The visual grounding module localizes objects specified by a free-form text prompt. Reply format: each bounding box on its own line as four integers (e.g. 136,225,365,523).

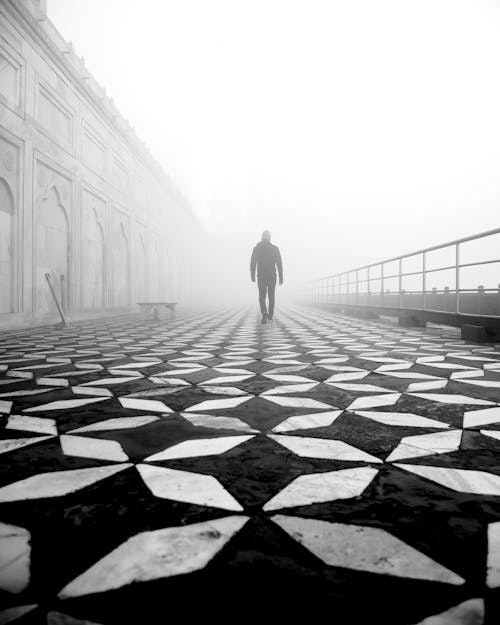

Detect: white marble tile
0,436,54,456
315,357,350,365
407,380,448,392
353,411,449,429
60,435,129,462
119,398,172,413
0,464,131,502
6,372,33,380
0,400,13,414
450,370,485,380
480,430,500,442
413,599,483,624
272,411,342,433
75,363,104,370
0,521,31,593
69,416,159,433
58,515,248,598
419,362,478,371
137,464,242,510
0,605,38,624
327,383,394,393
395,463,500,495
185,396,252,412
272,515,464,584
0,388,56,398
463,407,500,428
487,521,500,588
263,396,333,410
36,377,69,387
215,360,255,368
201,386,249,396
325,372,369,382
212,368,255,375
111,361,161,369
268,434,382,463
458,379,500,389
24,398,109,412
408,393,494,406
359,356,412,364
263,358,306,365
264,467,378,510
347,393,401,410
386,430,462,462
264,374,316,383
161,368,206,377
264,365,309,374
375,363,414,372
6,414,57,435
145,435,254,461
181,413,258,433
262,383,319,396
199,375,254,385
72,387,113,397
81,377,142,387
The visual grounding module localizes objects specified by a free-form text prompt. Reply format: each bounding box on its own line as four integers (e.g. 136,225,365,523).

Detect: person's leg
268,275,276,319
258,276,268,323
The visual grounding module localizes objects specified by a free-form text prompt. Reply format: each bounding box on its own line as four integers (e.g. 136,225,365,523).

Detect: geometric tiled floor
1,306,500,623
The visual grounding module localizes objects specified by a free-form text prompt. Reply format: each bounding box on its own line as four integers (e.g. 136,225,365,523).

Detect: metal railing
309,227,500,318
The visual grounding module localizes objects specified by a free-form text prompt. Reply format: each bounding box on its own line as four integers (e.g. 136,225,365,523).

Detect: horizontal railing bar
314,226,500,282
459,258,500,269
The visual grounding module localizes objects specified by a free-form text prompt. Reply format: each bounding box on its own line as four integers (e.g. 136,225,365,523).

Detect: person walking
250,230,283,324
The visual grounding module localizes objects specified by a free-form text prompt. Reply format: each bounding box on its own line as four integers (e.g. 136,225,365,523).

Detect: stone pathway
1,306,500,623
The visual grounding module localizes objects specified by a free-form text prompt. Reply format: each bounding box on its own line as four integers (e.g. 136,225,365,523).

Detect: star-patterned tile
0,306,499,623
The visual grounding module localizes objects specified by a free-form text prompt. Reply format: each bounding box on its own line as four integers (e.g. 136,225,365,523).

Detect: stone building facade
0,0,199,328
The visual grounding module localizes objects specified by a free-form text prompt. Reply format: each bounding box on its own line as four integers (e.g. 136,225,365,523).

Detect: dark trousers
258,274,276,317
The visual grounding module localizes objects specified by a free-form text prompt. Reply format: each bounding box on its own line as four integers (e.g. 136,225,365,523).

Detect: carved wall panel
136,232,147,302
0,46,21,109
82,126,106,177
81,190,105,309
111,212,130,307
148,242,161,301
34,161,72,315
0,180,14,313
111,157,129,193
36,84,73,147
0,136,20,314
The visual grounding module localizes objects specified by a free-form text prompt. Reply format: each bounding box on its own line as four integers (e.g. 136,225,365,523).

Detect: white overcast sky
47,0,500,289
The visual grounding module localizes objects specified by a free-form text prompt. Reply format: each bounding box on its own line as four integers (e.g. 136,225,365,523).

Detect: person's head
262,230,271,242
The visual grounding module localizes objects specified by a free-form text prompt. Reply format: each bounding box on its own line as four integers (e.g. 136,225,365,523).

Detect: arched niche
135,231,148,302
82,204,105,309
112,220,130,307
0,178,14,313
148,242,161,301
35,185,69,315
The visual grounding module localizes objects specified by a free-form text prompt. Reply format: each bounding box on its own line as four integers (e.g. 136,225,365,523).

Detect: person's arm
276,248,283,284
250,247,257,282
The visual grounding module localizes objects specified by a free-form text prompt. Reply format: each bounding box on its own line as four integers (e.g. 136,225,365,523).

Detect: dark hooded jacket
250,241,283,282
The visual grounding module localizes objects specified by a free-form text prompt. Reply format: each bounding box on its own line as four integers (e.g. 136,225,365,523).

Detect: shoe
268,315,273,322
261,312,268,324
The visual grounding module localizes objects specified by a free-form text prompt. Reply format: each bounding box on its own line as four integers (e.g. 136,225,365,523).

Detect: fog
48,0,500,307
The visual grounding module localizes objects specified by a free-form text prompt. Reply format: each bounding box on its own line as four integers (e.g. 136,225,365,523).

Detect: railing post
381,263,384,307
398,258,402,308
423,252,427,310
455,243,460,313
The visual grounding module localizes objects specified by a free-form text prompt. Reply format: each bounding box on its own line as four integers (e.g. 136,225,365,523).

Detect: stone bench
137,302,177,320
